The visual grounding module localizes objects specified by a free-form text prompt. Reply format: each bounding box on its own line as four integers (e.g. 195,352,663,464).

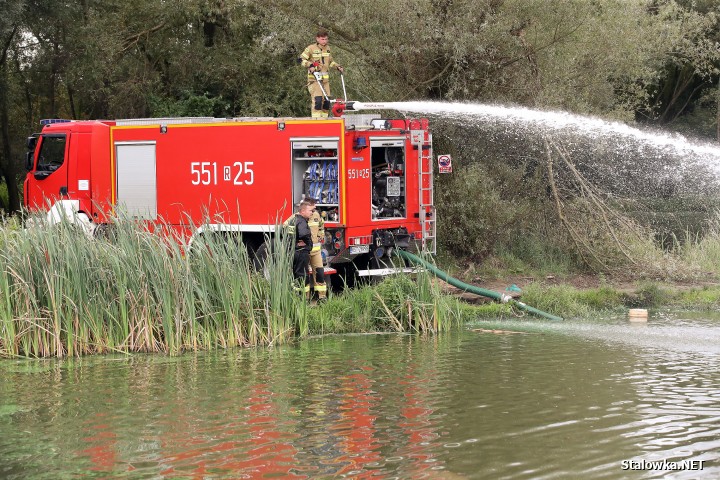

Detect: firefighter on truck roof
283,200,314,296
299,28,344,118
305,197,327,302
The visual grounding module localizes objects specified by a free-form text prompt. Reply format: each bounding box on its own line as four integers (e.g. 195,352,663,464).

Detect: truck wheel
331,262,359,291
93,223,116,241
252,242,271,279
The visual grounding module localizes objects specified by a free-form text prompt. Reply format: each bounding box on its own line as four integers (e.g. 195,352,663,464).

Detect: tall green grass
0,213,308,358
677,213,720,276
306,270,463,335
0,214,462,358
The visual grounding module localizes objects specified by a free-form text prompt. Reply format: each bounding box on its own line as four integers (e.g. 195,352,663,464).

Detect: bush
437,163,537,261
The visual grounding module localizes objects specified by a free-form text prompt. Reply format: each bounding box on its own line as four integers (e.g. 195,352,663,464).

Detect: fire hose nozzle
331,101,356,117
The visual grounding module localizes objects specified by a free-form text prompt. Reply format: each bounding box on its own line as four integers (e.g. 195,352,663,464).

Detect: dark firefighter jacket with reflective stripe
283,213,312,252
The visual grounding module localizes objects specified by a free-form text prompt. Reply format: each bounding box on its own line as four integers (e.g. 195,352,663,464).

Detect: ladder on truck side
412,130,436,254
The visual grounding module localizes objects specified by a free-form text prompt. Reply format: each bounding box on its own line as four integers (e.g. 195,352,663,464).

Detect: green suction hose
397,250,563,322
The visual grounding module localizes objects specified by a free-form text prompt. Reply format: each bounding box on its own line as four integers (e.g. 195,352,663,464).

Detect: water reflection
79,414,119,474
1,317,719,479
620,350,720,479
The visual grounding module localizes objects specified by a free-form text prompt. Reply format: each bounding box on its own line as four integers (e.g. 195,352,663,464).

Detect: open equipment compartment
291,138,340,222
370,137,406,220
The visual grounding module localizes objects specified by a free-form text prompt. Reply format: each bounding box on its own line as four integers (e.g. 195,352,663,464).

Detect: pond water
1,313,719,479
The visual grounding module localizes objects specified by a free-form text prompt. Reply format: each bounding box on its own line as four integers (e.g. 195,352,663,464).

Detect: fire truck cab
23,112,436,281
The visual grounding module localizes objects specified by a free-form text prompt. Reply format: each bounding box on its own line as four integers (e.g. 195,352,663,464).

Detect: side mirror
25,151,34,171
25,136,38,171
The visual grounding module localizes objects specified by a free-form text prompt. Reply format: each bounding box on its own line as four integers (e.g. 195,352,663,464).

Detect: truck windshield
37,135,66,172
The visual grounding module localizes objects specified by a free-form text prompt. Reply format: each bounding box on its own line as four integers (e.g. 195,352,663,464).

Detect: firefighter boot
314,267,327,303
293,278,310,299
306,271,314,301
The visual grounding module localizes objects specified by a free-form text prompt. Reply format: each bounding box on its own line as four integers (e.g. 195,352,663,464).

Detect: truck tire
331,261,358,291
333,253,374,290
93,223,117,241
252,241,271,279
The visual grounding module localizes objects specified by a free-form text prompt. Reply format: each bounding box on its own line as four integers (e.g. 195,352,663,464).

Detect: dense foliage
1,0,719,274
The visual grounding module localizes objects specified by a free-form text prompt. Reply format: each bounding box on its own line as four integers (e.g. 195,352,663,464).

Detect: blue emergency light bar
39,119,72,126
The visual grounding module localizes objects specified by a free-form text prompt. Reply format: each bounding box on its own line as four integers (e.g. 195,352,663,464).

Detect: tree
1,0,719,272
632,1,720,136
0,0,26,213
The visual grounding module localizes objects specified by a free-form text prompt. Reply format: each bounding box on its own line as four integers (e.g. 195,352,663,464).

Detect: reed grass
0,212,306,358
0,213,462,358
306,253,463,334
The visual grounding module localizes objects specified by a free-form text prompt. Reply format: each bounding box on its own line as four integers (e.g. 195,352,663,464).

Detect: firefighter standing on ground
305,198,327,301
299,29,344,118
283,200,314,295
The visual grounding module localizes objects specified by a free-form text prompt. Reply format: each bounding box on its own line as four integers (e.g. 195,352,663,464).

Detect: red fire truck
23,102,436,280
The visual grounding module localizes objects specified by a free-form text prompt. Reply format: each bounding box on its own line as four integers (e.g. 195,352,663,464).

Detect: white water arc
374,101,720,175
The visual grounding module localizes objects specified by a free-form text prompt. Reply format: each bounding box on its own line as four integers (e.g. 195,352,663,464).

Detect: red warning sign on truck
438,154,452,173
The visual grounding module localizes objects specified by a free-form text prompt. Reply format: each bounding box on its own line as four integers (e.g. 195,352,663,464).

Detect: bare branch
120,22,166,54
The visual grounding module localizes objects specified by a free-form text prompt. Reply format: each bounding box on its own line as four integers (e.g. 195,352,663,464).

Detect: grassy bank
507,282,720,319
433,207,720,319
4,212,720,359
0,216,466,359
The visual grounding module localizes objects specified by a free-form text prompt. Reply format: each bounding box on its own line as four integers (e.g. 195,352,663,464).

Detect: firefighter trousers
293,249,311,295
309,251,326,299
308,81,331,118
